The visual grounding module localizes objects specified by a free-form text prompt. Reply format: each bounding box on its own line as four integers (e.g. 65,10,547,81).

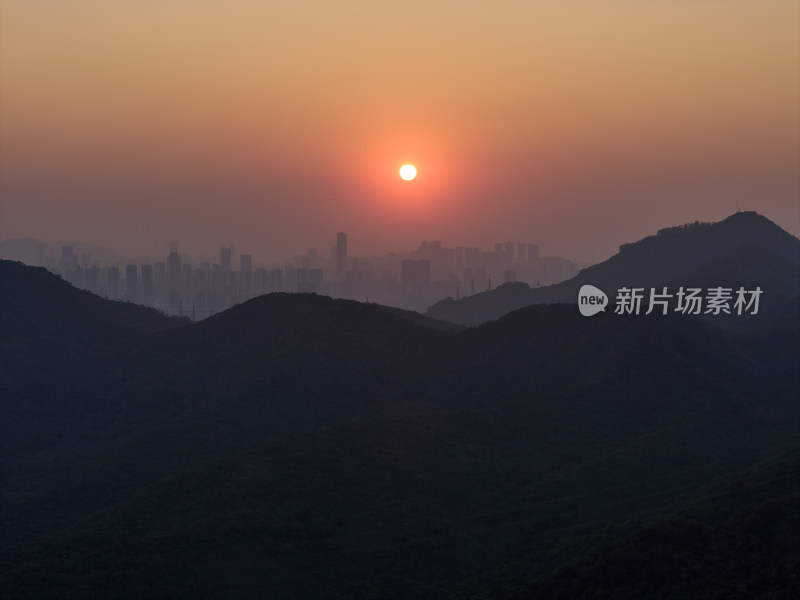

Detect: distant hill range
0,237,124,266
1,257,798,598
427,211,800,327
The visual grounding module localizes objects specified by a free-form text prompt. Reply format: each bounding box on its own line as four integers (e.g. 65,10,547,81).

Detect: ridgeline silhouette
427,211,800,327
1,213,798,598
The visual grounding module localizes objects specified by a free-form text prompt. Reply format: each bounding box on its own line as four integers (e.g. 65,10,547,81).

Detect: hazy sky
1,0,798,264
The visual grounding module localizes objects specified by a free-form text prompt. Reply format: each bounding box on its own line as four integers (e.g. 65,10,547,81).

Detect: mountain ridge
1,250,798,598
427,211,800,326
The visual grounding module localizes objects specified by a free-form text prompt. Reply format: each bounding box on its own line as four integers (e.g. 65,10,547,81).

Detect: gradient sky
1,0,798,264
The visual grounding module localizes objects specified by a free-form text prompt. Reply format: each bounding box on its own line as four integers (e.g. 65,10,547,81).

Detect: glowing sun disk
399,164,417,181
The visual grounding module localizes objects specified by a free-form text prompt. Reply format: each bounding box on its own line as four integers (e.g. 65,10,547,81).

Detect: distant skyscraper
455,246,464,269
240,254,252,273
527,243,540,263
59,246,78,273
517,243,526,267
125,264,139,303
465,247,481,268
220,246,232,272
504,241,514,267
335,232,347,282
240,254,252,295
182,263,193,301
141,264,154,306
84,265,99,294
153,261,167,307
401,259,431,289
108,266,120,299
167,242,181,296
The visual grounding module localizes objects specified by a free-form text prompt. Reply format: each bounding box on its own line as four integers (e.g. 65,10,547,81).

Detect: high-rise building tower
335,232,347,282
220,246,232,272
141,264,154,306
59,246,78,273
455,246,464,270
167,242,181,292
465,247,481,268
182,263,193,301
125,264,139,303
107,266,120,299
240,254,252,296
401,259,431,289
153,261,167,307
527,243,540,263
504,241,514,267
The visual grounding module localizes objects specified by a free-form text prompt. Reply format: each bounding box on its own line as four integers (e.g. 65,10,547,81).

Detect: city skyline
0,228,574,269
1,1,797,264
5,229,580,316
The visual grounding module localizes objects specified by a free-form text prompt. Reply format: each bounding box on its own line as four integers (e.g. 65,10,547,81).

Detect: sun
399,164,417,181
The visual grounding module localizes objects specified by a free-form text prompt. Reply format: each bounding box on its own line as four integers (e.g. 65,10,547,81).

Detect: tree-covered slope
1,260,797,598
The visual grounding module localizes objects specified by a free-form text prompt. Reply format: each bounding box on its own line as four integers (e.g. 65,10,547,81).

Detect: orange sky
1,1,798,263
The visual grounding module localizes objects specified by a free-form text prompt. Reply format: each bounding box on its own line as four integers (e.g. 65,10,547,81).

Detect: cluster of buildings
51,234,579,317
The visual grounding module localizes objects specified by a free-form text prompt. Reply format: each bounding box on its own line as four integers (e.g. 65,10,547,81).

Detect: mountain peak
427,212,799,326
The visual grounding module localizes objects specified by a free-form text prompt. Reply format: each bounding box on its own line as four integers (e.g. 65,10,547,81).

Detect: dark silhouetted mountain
1,259,798,599
0,260,189,409
450,455,800,599
427,211,800,326
0,260,189,336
